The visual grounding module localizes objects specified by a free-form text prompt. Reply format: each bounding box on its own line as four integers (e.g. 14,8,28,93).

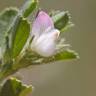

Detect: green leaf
31,49,78,64
51,11,73,32
0,0,38,46
21,0,38,18
53,49,79,61
0,77,32,96
19,85,32,96
32,49,79,64
38,49,79,64
11,17,30,58
0,8,18,47
15,49,79,67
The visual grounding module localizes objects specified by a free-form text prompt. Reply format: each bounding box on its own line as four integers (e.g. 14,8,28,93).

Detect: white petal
31,29,60,57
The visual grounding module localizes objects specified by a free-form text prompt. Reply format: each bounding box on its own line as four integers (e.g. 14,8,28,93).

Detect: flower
31,11,60,57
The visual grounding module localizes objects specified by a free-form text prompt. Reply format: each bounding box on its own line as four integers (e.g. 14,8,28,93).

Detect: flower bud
31,11,60,57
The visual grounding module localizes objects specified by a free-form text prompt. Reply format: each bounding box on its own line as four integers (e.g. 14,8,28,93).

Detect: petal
35,39,56,57
31,11,54,37
31,29,60,57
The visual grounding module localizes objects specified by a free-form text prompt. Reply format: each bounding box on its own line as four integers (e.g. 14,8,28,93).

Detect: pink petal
31,11,54,37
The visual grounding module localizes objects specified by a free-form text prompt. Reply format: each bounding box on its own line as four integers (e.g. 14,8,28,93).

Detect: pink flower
31,11,60,57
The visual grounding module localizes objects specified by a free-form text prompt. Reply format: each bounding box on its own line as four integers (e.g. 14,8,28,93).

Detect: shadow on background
0,0,96,96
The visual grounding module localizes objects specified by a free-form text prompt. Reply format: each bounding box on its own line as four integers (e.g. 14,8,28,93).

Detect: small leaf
30,49,79,64
19,85,32,96
30,49,79,65
0,8,18,47
53,49,79,61
21,0,38,18
15,49,79,67
51,11,73,32
33,49,79,63
11,17,30,58
3,36,12,64
0,78,32,96
39,49,79,64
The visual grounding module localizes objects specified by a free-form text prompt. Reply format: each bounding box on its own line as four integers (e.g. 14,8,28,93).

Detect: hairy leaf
11,17,30,58
51,11,73,32
21,0,38,17
14,49,79,68
0,8,18,47
53,49,79,61
0,78,32,96
38,49,79,64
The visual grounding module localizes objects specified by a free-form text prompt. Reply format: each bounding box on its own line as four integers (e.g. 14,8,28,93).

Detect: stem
0,51,33,83
0,49,52,83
